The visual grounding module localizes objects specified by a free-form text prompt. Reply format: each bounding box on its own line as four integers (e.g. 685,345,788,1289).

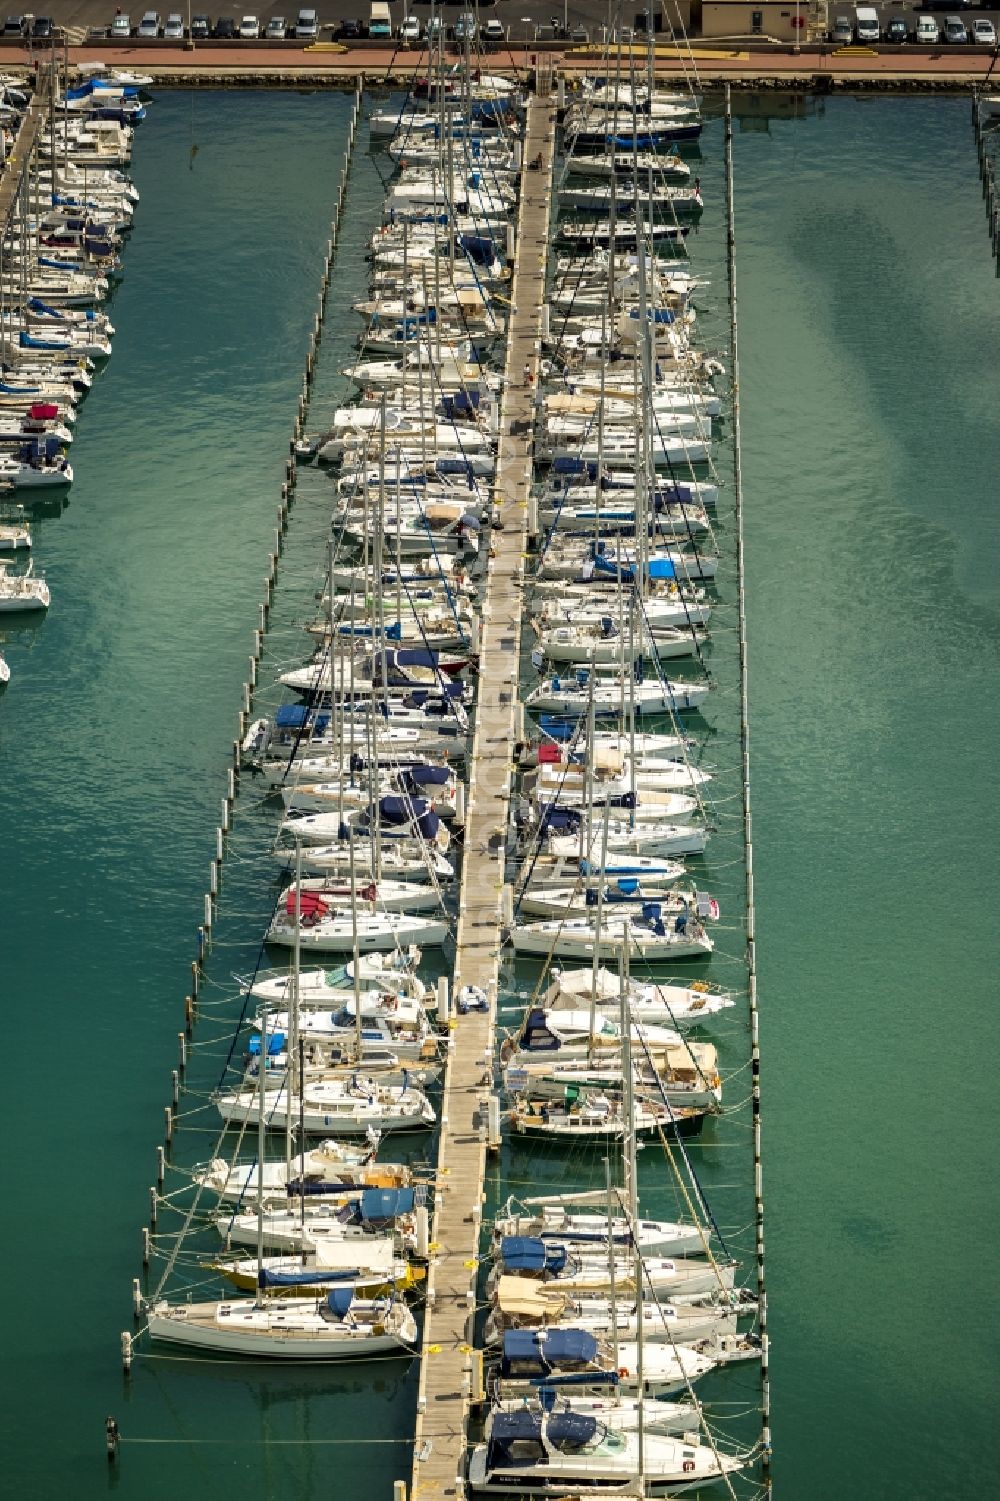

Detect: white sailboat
214,1074,436,1135
147,1288,418,1360
147,997,420,1359
0,559,50,611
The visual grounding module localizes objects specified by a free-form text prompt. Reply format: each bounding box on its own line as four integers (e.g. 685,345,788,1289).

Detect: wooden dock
408,92,555,1501
0,79,50,235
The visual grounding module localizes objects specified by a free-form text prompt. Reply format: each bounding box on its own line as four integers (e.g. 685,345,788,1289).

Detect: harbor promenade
0,40,997,86
408,92,555,1501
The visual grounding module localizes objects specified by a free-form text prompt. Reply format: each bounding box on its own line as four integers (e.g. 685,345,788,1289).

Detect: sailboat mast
620,921,644,1490
292,839,304,1259
255,1001,268,1304
605,1154,619,1372
285,839,303,1189
349,830,362,1060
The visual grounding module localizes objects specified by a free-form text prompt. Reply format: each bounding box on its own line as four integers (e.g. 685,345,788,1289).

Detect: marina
0,58,997,1501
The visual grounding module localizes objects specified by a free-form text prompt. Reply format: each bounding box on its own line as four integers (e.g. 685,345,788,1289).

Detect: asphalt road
9,0,996,50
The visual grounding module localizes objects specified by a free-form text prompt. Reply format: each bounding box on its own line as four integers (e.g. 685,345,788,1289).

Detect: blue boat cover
27,298,64,318
456,234,494,267
499,1236,569,1275
441,389,481,416
360,1187,415,1222
395,649,440,670
647,559,677,580
488,1409,598,1453
470,98,510,122
594,555,635,581
378,794,430,826
247,1031,286,1056
627,306,675,324
502,1328,598,1370
257,1267,356,1288
22,436,63,461
275,704,310,728
286,1178,354,1197
404,763,450,787
20,333,66,351
416,807,441,839
540,808,580,833
537,717,576,739
327,1286,355,1316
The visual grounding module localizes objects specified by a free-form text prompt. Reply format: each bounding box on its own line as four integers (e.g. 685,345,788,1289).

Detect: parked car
481,17,505,41
212,14,236,35
425,14,442,37
973,17,997,43
238,13,260,34
190,12,211,35
163,11,184,36
453,11,476,41
136,10,160,35
943,14,968,42
31,14,53,36
1,14,25,34
265,14,287,36
294,7,318,37
399,14,421,41
831,14,853,43
337,16,362,36
884,14,908,43
915,14,940,43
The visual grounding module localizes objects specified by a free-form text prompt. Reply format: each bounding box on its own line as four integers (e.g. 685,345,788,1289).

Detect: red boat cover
286,890,329,919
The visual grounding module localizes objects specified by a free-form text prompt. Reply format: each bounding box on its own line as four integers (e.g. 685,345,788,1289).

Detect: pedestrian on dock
523,361,533,388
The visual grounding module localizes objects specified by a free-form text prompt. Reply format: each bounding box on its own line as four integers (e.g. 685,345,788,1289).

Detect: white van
294,8,318,38
916,13,940,42
854,6,880,41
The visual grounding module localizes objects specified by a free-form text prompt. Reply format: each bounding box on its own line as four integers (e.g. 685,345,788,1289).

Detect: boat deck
408,92,555,1501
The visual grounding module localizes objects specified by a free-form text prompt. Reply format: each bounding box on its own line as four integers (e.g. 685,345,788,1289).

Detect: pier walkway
408,93,555,1501
0,78,49,234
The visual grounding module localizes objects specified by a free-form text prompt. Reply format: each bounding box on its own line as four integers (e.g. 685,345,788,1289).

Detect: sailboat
147,1286,418,1360
147,997,420,1359
468,1405,742,1494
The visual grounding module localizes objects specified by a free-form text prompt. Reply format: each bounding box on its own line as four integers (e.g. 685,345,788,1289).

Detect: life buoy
618,1366,628,1378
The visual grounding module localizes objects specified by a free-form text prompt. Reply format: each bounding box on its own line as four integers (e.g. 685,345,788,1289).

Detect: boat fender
618,1366,628,1378
682,1460,695,1473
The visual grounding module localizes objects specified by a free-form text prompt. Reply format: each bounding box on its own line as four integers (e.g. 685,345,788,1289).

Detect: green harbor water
0,88,997,1500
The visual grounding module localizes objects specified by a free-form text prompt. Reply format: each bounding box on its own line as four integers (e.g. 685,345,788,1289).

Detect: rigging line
116,1436,415,1445
609,1189,746,1501
212,879,287,1091
272,516,358,783
631,1026,731,1258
